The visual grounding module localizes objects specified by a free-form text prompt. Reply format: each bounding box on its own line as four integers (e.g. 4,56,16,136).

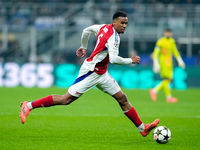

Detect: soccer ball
153,126,171,144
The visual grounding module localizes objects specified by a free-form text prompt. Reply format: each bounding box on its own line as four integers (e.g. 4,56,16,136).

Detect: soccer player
150,29,185,103
20,11,159,137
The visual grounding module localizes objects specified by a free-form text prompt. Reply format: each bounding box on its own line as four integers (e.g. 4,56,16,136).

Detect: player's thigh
68,71,99,97
96,72,121,96
160,67,173,79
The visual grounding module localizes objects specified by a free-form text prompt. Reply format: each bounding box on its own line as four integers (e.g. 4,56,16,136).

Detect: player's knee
164,78,172,82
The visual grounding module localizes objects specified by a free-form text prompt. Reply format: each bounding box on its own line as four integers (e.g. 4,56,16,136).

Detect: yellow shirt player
150,29,185,103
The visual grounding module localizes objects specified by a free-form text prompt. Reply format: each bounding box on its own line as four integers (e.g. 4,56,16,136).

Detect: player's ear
113,19,117,26
113,20,116,26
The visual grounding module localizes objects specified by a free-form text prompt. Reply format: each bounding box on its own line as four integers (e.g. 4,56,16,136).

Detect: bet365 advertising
0,63,191,89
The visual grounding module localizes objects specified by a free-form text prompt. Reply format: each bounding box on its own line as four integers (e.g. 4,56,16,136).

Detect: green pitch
0,87,199,150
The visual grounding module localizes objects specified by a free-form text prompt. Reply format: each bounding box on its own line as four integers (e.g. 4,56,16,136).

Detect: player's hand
178,61,185,69
76,47,86,58
153,59,160,73
177,57,185,69
131,56,140,64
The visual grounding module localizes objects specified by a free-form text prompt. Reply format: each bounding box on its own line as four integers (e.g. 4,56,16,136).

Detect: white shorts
68,68,121,97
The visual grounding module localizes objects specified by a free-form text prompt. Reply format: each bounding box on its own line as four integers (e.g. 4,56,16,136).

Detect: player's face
113,17,128,34
164,31,172,38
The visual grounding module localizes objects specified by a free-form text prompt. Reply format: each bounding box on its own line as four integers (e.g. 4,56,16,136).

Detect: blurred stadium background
0,0,200,89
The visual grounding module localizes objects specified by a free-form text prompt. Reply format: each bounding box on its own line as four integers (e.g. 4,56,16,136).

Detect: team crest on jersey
114,42,119,48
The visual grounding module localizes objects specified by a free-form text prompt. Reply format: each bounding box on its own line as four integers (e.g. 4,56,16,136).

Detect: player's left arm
108,35,140,65
172,39,185,69
109,50,140,64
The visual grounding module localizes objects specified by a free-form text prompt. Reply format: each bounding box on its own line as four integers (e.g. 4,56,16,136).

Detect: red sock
124,107,142,127
31,95,54,109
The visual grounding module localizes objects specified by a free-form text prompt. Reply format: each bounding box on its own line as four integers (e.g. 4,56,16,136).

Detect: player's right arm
76,24,105,58
152,39,161,73
81,24,105,49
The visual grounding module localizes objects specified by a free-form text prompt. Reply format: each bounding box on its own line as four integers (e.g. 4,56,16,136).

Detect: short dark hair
165,28,172,32
113,11,127,20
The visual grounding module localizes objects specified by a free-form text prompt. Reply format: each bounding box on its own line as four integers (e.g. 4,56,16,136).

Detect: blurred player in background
150,29,185,103
20,11,159,137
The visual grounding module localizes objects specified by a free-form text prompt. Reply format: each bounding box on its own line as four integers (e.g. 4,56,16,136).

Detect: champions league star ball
153,126,171,144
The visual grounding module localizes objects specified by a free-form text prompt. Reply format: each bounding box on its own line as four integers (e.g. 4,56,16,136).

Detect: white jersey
80,24,132,75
